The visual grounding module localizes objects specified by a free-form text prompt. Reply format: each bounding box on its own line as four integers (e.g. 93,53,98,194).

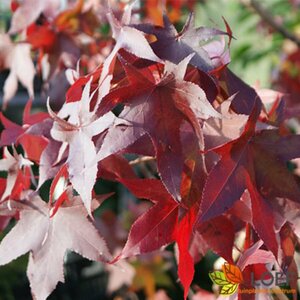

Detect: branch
243,0,300,47
129,156,155,165
129,156,156,178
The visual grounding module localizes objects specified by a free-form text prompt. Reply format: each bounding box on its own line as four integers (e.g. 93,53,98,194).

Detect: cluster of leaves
209,263,243,296
0,1,300,300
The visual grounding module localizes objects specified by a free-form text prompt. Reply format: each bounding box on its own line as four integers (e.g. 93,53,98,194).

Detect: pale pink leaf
0,195,111,300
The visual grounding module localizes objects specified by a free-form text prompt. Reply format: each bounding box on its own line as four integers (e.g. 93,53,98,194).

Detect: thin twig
243,0,300,47
129,156,155,165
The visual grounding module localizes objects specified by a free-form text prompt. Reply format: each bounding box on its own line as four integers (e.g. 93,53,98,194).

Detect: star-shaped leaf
0,194,111,300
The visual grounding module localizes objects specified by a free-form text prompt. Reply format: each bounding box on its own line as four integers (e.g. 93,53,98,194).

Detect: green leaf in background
195,0,277,87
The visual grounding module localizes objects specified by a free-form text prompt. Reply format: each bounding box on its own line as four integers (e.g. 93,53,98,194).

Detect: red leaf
98,56,219,202
49,163,68,204
50,189,70,218
26,24,57,53
22,100,49,126
175,204,197,299
18,134,48,164
10,166,31,200
99,155,137,181
219,68,263,114
133,13,229,72
0,113,24,147
200,107,300,223
195,216,234,263
117,179,178,259
246,174,278,257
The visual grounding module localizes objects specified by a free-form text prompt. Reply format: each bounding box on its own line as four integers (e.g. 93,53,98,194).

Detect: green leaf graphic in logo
209,268,240,296
209,271,231,286
220,283,238,295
